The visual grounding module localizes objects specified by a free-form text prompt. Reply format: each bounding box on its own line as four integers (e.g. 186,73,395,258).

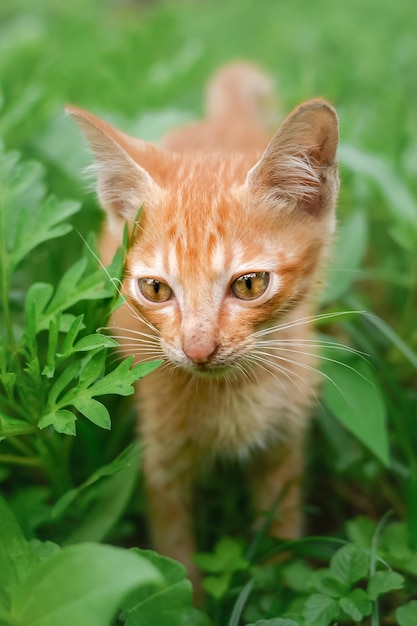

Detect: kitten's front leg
143,444,202,596
250,434,305,541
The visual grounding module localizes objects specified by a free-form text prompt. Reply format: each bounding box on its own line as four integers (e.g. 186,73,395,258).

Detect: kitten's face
123,156,330,377
67,99,338,377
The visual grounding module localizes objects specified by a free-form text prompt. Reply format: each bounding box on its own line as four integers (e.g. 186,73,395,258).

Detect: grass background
1,0,417,623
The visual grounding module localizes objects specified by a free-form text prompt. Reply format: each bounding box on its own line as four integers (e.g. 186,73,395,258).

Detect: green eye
231,272,270,300
138,278,172,302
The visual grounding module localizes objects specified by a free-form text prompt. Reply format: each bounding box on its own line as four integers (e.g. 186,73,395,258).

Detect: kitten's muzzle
182,337,219,365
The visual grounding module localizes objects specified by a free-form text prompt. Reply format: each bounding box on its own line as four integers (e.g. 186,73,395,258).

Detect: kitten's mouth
188,362,232,378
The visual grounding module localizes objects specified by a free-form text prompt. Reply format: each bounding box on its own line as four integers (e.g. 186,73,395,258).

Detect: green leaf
246,617,300,626
0,495,37,591
53,444,139,519
339,588,372,621
310,568,348,597
203,572,231,598
65,445,140,544
283,560,314,593
72,396,111,429
86,357,162,397
0,414,36,437
123,550,201,626
72,334,119,352
38,410,77,436
366,570,404,600
9,543,162,626
323,357,389,466
11,196,79,270
303,593,339,626
194,536,248,574
396,600,417,626
330,544,369,585
322,210,368,304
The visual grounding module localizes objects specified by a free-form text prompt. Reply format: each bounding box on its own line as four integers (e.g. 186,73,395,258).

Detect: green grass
1,0,417,624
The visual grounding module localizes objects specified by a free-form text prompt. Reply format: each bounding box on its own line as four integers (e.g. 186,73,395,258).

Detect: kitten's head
68,100,338,378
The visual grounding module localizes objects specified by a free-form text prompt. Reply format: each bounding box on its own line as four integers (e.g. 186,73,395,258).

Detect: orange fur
67,61,339,598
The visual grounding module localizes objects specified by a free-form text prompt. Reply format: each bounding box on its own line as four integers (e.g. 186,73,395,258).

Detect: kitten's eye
137,278,172,302
231,272,270,300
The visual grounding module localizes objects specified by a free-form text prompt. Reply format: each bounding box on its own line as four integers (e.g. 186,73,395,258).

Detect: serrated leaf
339,588,372,621
367,570,404,600
9,543,162,626
87,357,161,397
303,593,339,626
330,544,369,585
323,357,389,466
10,196,80,269
396,600,417,626
38,410,77,436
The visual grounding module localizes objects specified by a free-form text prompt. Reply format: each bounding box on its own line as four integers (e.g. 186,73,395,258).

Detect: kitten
67,62,339,592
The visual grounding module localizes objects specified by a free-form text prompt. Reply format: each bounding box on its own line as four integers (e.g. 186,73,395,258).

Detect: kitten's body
68,63,339,592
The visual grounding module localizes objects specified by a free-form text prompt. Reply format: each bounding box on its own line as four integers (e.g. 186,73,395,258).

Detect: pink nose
183,339,218,364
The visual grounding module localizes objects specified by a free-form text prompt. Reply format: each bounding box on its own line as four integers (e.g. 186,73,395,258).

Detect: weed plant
0,0,416,624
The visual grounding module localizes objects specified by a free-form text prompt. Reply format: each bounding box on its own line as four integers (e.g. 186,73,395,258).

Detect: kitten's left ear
66,105,163,228
247,99,339,216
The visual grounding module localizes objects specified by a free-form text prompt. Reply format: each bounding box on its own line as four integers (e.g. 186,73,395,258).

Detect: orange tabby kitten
67,62,339,591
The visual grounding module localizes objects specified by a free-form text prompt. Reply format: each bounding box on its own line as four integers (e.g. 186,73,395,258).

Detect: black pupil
245,276,253,290
152,280,160,294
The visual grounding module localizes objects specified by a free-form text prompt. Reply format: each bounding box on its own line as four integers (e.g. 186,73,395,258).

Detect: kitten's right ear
66,106,162,227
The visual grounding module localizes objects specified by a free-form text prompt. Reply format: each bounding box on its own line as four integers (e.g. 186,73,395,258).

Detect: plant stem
0,454,41,467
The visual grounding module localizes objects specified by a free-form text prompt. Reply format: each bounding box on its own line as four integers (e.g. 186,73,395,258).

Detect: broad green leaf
72,397,111,429
323,357,389,466
0,496,37,591
310,568,348,597
396,600,417,626
330,544,369,585
10,543,162,626
339,588,372,621
322,210,368,304
303,593,339,626
124,550,200,626
345,516,376,549
283,559,314,593
366,570,404,600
